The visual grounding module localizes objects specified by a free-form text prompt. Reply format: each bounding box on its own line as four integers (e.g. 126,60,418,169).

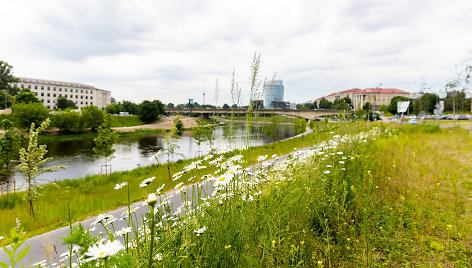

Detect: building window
53,100,56,103
28,85,31,89
81,90,83,93
21,84,24,89
90,96,93,100
81,101,83,105
59,88,62,91
75,89,78,93
81,96,83,99
35,85,38,89
53,93,56,97
76,95,78,99
47,106,50,109
47,87,50,90
47,100,50,103
86,90,88,94
34,92,37,96
86,101,88,105
65,88,68,92
85,96,88,99
47,93,50,97
41,93,44,97
53,87,56,91
41,86,44,90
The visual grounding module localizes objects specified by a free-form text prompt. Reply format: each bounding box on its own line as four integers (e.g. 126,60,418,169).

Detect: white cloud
1,0,472,105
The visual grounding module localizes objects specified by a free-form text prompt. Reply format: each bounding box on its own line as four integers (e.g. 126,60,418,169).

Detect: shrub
11,102,50,129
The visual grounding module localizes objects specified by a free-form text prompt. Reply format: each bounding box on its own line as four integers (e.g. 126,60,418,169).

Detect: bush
52,109,85,133
293,118,307,135
81,105,106,131
11,102,50,129
139,100,165,123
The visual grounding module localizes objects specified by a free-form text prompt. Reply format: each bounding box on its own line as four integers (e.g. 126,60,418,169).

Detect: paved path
0,126,313,267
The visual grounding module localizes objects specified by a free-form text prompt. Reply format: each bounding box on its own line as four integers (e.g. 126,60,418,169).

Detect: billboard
397,101,410,113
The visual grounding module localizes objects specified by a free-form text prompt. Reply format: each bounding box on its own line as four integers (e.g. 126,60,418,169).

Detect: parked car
390,118,401,123
408,119,418,125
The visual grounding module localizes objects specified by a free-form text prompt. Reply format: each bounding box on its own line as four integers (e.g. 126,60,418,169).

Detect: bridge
166,108,343,119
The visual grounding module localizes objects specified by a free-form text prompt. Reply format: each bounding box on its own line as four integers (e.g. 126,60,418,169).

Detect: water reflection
10,124,295,185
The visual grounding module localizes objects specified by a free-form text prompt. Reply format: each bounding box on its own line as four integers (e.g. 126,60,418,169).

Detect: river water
3,124,295,186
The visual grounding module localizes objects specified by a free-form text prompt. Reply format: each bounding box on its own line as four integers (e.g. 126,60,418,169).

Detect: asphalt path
0,126,312,267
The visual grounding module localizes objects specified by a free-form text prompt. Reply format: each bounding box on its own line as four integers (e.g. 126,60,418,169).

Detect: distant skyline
2,0,472,105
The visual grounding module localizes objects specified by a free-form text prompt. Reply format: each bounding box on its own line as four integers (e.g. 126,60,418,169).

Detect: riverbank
0,122,349,243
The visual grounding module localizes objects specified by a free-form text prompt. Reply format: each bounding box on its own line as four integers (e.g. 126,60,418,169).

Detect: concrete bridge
166,108,343,119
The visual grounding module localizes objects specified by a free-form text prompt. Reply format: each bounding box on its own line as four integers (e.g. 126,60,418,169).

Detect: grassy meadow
0,121,337,241
2,122,472,267
109,115,146,127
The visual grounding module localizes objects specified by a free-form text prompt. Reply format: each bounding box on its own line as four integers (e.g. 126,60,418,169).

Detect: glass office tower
263,80,284,109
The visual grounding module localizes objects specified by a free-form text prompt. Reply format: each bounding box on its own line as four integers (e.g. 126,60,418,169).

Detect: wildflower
213,173,233,187
272,240,276,248
324,170,331,174
337,151,343,155
194,226,207,236
115,227,132,236
139,176,156,188
225,245,231,249
84,240,124,262
174,182,184,190
114,182,128,190
204,154,213,160
271,154,277,158
145,193,158,206
92,214,114,226
153,253,163,261
0,236,3,241
257,155,268,162
153,184,164,195
326,165,332,168
338,161,344,164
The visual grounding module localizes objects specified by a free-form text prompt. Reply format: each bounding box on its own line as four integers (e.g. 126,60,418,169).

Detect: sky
1,0,472,105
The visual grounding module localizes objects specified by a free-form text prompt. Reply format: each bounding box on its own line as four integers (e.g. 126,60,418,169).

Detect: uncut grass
0,122,359,242
151,125,472,266
109,115,146,127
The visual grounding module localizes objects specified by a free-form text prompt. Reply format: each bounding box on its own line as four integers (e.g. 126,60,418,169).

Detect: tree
362,102,372,111
92,119,118,176
333,97,352,110
81,105,106,131
388,96,412,115
173,116,184,135
18,118,64,218
122,100,139,115
15,89,40,104
167,103,175,109
57,96,77,110
0,119,24,174
52,109,84,133
222,103,230,109
414,93,440,114
0,61,19,95
138,100,165,123
0,90,14,109
293,118,307,135
319,99,333,109
12,102,50,129
379,105,389,114
106,103,123,114
192,125,211,156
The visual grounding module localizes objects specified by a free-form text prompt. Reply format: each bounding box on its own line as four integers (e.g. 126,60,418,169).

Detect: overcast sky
2,0,472,105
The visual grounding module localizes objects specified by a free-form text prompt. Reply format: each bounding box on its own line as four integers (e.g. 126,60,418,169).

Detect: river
1,123,295,187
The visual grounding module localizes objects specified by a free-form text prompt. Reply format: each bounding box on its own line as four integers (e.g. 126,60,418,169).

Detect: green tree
293,118,307,135
15,89,40,104
138,100,165,123
57,96,77,110
122,100,139,115
333,97,352,110
0,90,14,109
106,103,123,114
92,119,118,176
81,105,106,131
192,125,211,156
52,109,84,133
362,102,372,111
388,96,412,114
379,104,389,114
222,103,230,109
319,99,333,109
18,118,64,218
12,102,50,129
174,116,184,135
0,119,24,174
0,61,19,95
414,93,440,114
167,103,175,109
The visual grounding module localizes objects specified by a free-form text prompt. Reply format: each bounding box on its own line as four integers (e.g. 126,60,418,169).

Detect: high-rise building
264,80,284,109
11,77,111,110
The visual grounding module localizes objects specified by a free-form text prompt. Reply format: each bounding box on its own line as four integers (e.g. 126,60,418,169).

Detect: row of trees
106,99,165,123
298,97,352,111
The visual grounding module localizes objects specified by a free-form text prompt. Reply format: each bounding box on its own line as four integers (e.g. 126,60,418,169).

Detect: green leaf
0,261,10,268
2,246,12,257
14,245,30,265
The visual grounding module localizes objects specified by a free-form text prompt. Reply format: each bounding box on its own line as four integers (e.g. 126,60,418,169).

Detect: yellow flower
225,245,231,249
300,241,305,245
271,240,276,248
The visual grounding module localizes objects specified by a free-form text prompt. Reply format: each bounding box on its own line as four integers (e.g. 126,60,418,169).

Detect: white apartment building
11,77,111,110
